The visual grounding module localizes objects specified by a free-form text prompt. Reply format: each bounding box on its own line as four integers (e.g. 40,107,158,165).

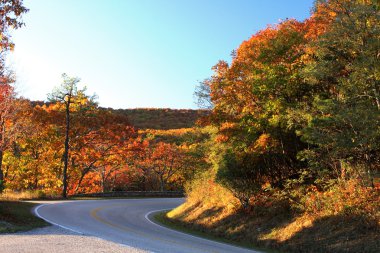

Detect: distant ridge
113,108,209,130
31,101,209,130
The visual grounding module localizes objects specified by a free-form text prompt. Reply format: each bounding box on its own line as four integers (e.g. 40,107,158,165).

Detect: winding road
34,198,260,253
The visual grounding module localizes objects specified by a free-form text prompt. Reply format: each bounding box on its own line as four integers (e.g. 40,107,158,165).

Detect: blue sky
8,0,314,109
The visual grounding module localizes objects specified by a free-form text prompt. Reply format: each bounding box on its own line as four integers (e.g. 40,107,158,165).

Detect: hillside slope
32,101,209,130
114,108,209,130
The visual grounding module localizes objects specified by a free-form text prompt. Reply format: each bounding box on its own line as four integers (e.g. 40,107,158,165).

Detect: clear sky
8,0,315,109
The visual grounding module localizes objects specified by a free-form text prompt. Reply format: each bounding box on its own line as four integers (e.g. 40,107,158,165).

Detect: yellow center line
90,205,219,253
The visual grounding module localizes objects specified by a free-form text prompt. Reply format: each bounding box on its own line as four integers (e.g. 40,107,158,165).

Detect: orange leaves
216,122,238,143
302,179,379,216
251,133,272,153
219,122,237,132
129,138,188,191
3,100,141,195
215,134,229,143
0,83,13,100
235,25,277,63
204,16,315,140
0,0,28,52
303,0,342,42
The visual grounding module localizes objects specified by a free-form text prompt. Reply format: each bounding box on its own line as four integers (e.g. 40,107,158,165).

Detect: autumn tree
0,84,14,191
3,103,136,195
0,0,28,80
0,92,31,191
149,142,185,191
0,0,28,192
198,19,315,203
300,0,380,184
2,101,61,193
194,0,380,209
48,74,97,198
70,109,135,194
0,0,28,51
130,139,186,191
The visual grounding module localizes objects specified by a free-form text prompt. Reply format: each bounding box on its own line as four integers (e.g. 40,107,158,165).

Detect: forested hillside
32,102,208,130
114,108,209,130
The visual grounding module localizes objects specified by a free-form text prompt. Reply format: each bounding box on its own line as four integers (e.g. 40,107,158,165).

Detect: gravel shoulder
0,225,148,253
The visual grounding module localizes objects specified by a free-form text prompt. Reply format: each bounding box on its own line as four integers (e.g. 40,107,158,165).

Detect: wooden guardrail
71,191,184,198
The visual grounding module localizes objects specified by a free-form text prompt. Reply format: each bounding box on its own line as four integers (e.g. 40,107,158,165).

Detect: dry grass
0,190,59,201
167,180,380,253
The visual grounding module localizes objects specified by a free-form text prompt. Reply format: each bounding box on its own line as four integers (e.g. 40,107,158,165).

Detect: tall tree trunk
0,117,5,193
159,174,165,192
101,167,106,193
0,150,4,192
62,99,70,198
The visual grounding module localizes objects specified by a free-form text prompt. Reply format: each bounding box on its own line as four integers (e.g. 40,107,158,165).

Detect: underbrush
167,178,380,253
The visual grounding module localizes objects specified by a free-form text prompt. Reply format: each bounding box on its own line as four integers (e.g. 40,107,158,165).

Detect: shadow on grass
271,213,380,253
203,200,296,244
0,201,48,233
167,200,380,253
170,200,202,220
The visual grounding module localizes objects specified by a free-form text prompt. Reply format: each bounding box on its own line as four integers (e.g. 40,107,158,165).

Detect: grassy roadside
153,210,274,253
164,196,379,253
0,201,48,233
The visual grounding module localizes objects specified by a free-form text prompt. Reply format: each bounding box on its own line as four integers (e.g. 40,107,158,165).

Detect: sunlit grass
0,190,59,200
166,179,380,253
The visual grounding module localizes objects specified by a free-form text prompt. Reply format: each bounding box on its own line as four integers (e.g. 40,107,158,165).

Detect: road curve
35,198,261,253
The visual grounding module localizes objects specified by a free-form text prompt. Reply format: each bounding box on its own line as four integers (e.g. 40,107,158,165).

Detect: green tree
300,0,380,184
198,19,312,203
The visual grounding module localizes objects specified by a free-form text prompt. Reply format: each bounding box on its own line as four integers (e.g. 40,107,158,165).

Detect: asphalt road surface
35,198,261,253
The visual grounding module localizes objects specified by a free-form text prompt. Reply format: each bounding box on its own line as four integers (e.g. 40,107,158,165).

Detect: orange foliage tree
131,140,186,191
69,110,136,194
